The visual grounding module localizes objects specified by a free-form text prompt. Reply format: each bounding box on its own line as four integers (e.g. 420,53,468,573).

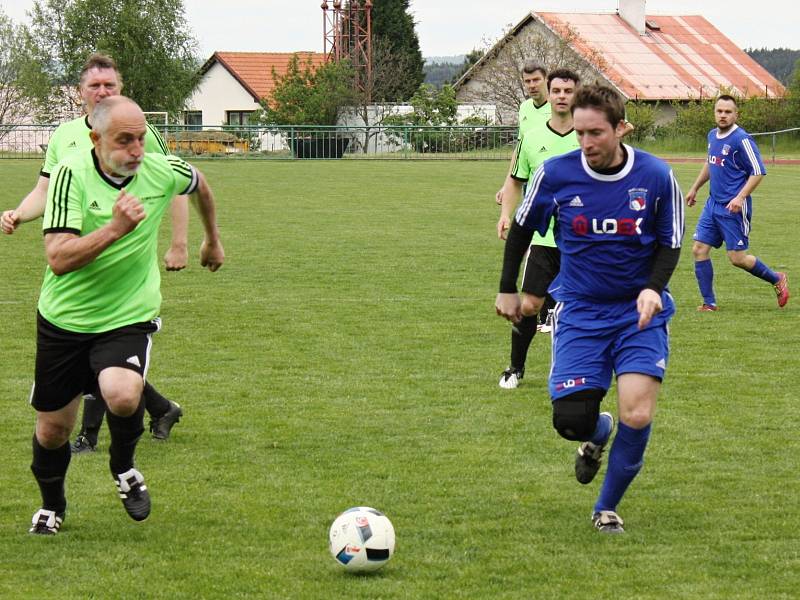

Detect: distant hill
746,48,800,85
424,53,482,89
424,55,465,65
424,61,465,88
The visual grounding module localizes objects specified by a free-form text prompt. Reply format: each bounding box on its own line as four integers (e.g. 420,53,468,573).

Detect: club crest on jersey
628,188,648,211
722,144,731,156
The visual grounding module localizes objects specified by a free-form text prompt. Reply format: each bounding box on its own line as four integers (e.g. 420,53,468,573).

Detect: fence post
772,133,776,165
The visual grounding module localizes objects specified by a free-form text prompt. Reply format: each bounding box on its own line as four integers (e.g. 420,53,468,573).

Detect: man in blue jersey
686,95,789,310
495,85,685,533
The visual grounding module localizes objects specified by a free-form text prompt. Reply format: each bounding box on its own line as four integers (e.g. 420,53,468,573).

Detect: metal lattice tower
321,0,373,100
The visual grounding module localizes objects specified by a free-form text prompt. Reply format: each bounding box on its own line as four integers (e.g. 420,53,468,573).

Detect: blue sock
749,258,779,285
590,413,612,445
694,260,716,305
594,421,651,514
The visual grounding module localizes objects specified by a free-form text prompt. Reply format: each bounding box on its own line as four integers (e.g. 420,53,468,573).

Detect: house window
226,111,254,126
184,111,202,131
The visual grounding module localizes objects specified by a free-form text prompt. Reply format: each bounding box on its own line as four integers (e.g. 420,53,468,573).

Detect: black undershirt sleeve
645,246,681,294
499,220,535,293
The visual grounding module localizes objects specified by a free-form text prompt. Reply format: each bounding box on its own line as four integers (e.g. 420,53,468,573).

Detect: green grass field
1,158,798,598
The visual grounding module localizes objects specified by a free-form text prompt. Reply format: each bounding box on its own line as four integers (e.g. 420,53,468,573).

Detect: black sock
510,315,538,372
540,296,556,324
143,381,170,419
80,394,107,445
106,399,145,476
31,435,70,514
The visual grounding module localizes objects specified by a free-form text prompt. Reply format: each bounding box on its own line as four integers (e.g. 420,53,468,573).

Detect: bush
624,101,658,142
261,55,356,126
382,84,508,153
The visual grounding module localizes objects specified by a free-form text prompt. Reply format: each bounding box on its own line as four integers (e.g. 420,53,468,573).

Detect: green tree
407,84,458,126
25,0,200,116
261,55,356,125
0,9,49,129
371,0,424,101
451,49,484,84
788,59,800,122
746,48,800,85
624,101,658,143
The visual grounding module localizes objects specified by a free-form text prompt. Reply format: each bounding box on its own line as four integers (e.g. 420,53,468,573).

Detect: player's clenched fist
200,238,225,272
1,209,21,234
111,189,145,235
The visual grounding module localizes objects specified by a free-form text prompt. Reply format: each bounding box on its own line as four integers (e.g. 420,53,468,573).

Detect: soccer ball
328,507,395,572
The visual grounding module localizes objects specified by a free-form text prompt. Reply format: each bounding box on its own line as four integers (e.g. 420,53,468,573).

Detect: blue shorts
548,295,674,400
693,198,751,251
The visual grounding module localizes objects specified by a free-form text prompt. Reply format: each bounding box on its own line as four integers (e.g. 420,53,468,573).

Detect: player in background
685,95,789,310
2,53,185,449
496,85,684,533
495,69,581,389
28,96,224,534
494,61,550,207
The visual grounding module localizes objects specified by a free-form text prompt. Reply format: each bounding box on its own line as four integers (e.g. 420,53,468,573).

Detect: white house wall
185,62,261,126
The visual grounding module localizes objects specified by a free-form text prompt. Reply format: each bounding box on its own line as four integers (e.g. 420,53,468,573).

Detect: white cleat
499,368,523,389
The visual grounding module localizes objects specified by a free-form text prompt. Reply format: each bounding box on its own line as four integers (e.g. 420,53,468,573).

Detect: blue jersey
706,124,765,205
516,145,684,302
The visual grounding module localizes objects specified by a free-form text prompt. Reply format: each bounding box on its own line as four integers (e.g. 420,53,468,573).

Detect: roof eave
200,52,263,103
454,12,536,90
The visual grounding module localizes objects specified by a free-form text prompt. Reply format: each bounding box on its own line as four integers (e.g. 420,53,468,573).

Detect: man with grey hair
28,95,224,534
3,53,188,450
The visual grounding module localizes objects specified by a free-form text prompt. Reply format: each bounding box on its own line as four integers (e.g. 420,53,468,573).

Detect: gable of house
186,51,327,127
206,52,327,102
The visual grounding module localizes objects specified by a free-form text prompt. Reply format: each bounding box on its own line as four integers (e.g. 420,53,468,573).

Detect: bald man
28,96,224,534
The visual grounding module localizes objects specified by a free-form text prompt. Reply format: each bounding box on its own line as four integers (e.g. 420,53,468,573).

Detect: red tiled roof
201,52,327,101
535,12,784,100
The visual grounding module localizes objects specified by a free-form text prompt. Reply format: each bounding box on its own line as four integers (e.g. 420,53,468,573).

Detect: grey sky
2,0,797,59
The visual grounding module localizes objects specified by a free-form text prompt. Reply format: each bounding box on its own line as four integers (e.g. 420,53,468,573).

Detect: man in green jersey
495,69,580,389
28,96,224,534
495,61,550,206
2,54,186,449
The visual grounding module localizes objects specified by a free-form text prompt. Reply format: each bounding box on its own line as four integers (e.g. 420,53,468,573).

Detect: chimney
618,0,646,35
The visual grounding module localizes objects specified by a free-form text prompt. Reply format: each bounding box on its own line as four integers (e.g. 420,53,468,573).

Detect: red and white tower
321,0,373,100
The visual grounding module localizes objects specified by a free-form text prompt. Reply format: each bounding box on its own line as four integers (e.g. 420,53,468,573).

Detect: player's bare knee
521,294,544,317
552,389,604,441
692,241,710,260
622,410,652,429
100,382,142,416
35,421,71,448
99,368,143,416
103,391,141,417
727,252,750,269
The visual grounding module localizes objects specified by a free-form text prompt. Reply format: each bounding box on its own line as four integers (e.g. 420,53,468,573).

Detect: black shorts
520,245,560,297
31,313,161,412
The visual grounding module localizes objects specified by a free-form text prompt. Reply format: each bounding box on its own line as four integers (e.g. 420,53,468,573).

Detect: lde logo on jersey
628,188,648,211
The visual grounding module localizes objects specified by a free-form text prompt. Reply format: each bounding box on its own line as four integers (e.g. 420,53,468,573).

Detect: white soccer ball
328,506,395,572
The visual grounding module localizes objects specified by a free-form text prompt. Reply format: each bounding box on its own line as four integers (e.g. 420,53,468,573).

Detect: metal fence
0,123,519,161
5,123,797,162
751,127,800,164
